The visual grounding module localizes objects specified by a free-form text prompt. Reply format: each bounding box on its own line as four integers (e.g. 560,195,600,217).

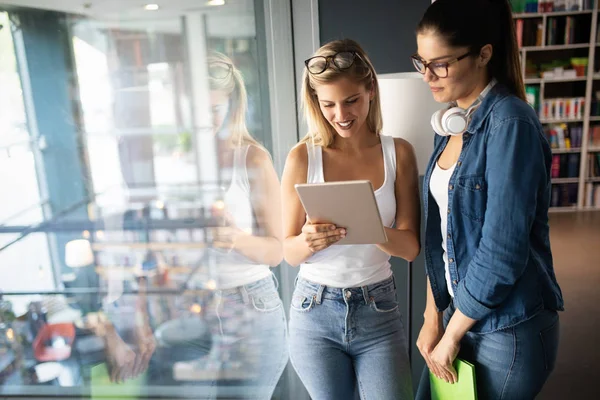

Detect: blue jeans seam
499,327,518,400
355,360,367,400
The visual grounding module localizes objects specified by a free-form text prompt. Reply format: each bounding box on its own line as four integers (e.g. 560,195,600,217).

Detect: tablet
295,180,388,245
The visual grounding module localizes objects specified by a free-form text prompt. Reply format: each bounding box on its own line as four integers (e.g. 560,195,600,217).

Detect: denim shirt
423,84,564,333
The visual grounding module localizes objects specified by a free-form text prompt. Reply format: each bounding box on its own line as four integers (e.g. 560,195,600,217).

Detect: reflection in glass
0,2,288,398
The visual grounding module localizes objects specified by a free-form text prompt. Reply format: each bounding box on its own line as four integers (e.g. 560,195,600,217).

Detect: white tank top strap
305,141,325,184
380,134,397,187
233,144,251,194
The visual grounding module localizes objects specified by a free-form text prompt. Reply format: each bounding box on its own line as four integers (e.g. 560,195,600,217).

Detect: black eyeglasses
304,51,363,75
411,51,475,78
209,61,233,80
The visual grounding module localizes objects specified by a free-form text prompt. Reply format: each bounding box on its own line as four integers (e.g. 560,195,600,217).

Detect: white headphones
431,79,497,137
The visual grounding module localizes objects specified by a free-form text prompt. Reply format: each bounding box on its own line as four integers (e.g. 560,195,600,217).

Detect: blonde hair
300,39,383,148
208,51,263,149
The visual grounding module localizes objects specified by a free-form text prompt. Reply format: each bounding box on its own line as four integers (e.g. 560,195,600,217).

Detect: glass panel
0,2,293,398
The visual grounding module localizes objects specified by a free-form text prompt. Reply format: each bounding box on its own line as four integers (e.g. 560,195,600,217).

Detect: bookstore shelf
552,177,581,183
514,0,600,210
552,147,583,153
514,10,594,19
521,43,591,51
525,76,588,83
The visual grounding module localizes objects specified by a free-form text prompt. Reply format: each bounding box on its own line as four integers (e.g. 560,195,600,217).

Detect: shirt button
447,208,451,214
449,258,454,263
448,184,454,190
464,133,470,139
447,234,451,239
453,280,458,285
345,290,352,299
457,161,462,166
475,184,481,190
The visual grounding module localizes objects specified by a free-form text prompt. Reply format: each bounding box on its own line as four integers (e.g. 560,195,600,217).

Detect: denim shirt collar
467,82,510,134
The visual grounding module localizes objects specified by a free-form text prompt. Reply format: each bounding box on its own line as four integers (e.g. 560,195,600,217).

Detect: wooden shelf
513,10,593,18
540,118,584,123
552,148,581,154
525,76,587,83
586,177,600,182
588,147,600,151
589,116,600,121
521,43,590,51
549,206,579,212
551,178,580,184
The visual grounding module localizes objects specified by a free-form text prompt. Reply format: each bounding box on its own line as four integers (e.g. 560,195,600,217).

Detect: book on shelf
588,153,600,177
551,153,581,178
545,123,583,148
515,18,544,47
589,125,600,147
551,183,578,207
584,183,600,206
511,0,593,13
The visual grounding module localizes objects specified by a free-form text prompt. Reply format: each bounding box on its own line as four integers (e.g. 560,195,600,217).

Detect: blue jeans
416,301,560,400
288,276,413,400
198,275,289,399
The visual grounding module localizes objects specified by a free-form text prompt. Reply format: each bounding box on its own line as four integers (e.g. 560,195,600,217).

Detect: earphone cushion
441,106,468,136
431,109,448,136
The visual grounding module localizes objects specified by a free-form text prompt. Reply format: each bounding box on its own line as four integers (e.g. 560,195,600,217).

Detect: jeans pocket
251,291,282,313
539,316,560,372
369,295,399,313
290,292,316,313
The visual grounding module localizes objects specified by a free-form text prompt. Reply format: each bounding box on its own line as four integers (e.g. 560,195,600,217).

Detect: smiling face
313,77,373,139
416,31,488,108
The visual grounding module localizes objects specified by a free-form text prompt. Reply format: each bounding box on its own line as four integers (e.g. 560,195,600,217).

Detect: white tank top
213,145,271,289
298,134,397,288
429,161,457,297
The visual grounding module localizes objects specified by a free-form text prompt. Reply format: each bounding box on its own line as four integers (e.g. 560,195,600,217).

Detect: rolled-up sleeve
453,118,548,320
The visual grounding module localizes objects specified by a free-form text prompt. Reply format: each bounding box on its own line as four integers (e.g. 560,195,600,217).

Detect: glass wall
0,1,300,398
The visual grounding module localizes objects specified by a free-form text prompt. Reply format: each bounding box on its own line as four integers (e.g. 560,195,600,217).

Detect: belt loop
271,271,280,291
240,285,250,304
294,274,299,288
315,284,325,304
392,274,397,290
361,285,370,305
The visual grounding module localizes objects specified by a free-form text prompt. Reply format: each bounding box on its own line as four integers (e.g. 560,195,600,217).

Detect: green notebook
430,358,477,400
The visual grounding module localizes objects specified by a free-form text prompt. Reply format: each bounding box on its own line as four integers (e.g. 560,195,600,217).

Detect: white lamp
65,239,94,268
378,72,441,175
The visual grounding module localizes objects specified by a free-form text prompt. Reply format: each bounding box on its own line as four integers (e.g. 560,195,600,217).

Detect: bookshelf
513,0,600,211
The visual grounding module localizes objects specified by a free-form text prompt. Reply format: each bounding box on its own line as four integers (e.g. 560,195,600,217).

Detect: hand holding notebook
430,358,477,400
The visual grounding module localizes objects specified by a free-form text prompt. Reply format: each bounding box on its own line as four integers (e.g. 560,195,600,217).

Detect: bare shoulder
392,137,417,169
285,142,308,169
282,143,309,183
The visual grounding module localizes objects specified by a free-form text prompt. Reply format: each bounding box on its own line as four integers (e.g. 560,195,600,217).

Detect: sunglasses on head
209,61,233,80
304,51,364,75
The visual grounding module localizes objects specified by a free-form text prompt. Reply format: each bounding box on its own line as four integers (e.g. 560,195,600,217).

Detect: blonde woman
281,39,420,399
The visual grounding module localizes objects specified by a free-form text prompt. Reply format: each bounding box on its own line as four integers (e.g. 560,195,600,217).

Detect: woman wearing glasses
198,51,288,399
281,39,420,399
412,1,563,399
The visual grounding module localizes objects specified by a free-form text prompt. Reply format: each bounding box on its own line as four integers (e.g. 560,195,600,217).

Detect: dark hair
417,0,525,101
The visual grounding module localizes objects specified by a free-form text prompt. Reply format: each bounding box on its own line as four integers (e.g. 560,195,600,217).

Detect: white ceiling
0,0,254,20
0,0,256,36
